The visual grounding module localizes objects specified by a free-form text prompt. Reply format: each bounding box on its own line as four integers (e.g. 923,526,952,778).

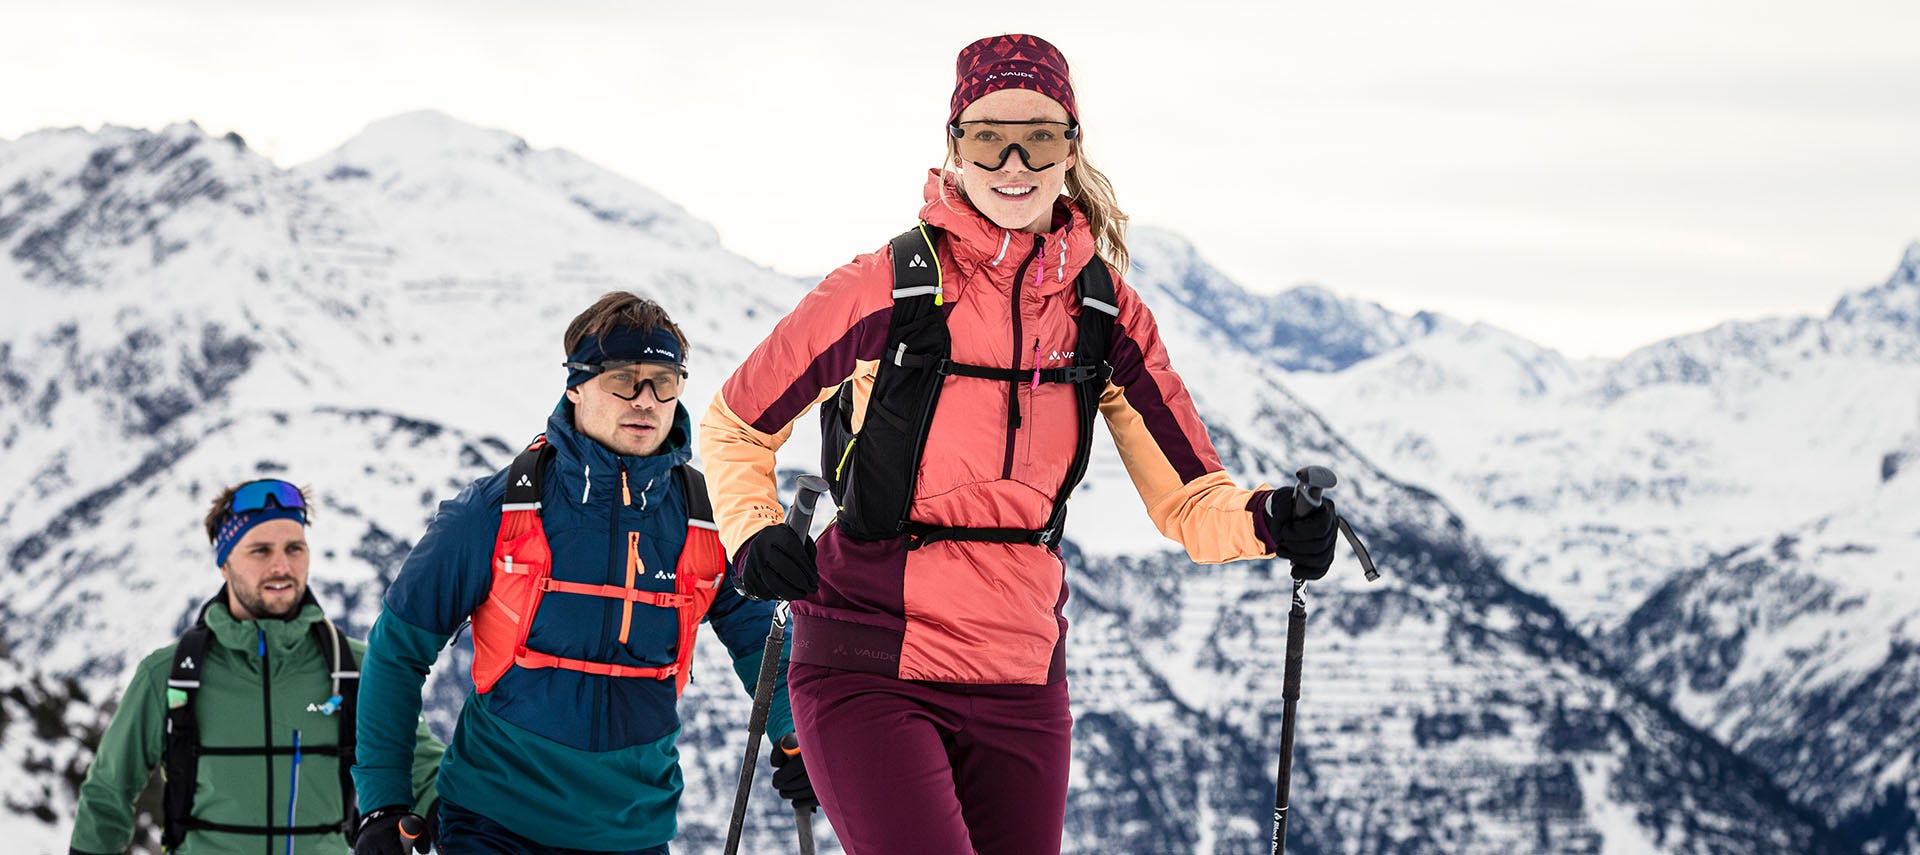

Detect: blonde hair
939,124,1132,274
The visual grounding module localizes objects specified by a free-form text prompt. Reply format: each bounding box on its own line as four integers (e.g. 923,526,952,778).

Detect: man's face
221,519,309,621
565,362,678,457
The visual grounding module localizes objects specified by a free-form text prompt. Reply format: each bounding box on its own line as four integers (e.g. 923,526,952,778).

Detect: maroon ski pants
787,663,1073,855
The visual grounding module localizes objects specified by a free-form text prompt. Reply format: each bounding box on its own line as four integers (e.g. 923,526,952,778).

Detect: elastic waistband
789,611,1068,684
790,612,905,675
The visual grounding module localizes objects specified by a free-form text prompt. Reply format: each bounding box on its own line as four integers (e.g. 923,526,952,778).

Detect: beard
233,579,305,620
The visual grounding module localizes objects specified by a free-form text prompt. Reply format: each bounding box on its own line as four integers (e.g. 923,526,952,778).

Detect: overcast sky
4,0,1917,357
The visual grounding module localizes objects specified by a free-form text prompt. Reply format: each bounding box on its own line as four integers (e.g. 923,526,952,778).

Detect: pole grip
1290,466,1337,518
398,814,423,843
787,475,831,537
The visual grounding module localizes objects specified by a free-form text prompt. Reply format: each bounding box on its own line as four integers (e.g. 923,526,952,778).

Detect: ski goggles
229,479,308,514
564,360,688,403
948,120,1079,172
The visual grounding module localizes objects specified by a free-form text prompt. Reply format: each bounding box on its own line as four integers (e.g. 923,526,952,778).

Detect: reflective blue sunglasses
229,479,307,514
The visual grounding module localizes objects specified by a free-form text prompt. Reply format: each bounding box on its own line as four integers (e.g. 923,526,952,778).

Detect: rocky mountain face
0,113,1861,853
1274,237,1920,853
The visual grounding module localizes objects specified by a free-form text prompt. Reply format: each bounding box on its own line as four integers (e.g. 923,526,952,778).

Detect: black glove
351,804,434,855
1267,487,1339,580
770,733,820,813
735,523,818,601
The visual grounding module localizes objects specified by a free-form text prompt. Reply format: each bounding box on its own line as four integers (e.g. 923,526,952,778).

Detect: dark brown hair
563,292,689,356
203,481,314,544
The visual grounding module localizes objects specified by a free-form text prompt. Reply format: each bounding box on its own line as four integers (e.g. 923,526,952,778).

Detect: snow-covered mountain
1603,422,1920,855
0,112,1855,853
1126,227,1455,373
1278,244,1920,853
1284,245,1920,630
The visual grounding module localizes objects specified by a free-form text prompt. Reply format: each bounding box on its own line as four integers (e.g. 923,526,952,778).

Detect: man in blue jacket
351,293,812,855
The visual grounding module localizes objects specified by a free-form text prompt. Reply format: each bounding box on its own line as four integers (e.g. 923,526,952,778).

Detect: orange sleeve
701,250,893,555
1098,274,1276,564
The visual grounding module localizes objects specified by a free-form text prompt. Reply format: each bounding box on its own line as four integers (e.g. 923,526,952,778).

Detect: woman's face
953,88,1076,233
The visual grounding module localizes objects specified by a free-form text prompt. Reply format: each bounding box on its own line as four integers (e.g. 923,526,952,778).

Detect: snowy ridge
1278,242,1920,853
1127,226,1454,373
0,116,1858,853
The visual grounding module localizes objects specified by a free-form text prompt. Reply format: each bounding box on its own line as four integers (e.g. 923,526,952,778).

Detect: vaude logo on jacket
516,475,533,488
179,656,196,670
909,254,929,268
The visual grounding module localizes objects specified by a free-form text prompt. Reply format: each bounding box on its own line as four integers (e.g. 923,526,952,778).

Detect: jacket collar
541,401,693,512
201,587,326,655
917,170,1098,302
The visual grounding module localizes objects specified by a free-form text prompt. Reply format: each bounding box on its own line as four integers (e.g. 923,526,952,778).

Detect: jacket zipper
258,627,274,855
1004,236,1042,479
590,465,626,753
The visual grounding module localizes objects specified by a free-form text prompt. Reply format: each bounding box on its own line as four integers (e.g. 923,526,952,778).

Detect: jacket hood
918,169,1099,301
542,399,694,511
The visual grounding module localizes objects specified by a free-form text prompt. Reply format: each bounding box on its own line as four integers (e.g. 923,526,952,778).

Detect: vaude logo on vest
1048,350,1075,361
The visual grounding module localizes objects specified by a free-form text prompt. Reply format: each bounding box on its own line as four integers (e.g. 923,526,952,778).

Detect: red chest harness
470,436,726,697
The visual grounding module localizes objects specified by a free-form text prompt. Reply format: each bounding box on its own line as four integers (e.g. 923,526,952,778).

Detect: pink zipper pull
1031,338,1042,390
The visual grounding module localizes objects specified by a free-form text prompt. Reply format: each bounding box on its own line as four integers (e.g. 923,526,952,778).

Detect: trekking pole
1272,466,1379,855
725,475,830,855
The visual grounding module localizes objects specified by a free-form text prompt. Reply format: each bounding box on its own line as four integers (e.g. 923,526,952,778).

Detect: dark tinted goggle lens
950,121,1078,172
593,363,685,403
230,479,307,513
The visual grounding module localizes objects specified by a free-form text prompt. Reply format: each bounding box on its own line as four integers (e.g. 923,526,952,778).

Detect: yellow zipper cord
834,436,858,482
915,221,945,306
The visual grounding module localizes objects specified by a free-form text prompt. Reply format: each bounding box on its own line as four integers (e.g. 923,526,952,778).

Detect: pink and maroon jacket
701,173,1288,684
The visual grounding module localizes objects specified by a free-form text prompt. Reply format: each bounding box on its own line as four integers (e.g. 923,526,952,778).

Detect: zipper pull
621,469,631,507
619,532,640,644
257,626,266,657
1031,338,1042,390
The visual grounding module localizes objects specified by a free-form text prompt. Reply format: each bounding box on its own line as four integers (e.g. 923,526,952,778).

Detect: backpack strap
504,436,553,514
674,464,715,525
311,618,360,836
1042,259,1118,539
817,225,954,540
160,598,218,852
890,223,944,303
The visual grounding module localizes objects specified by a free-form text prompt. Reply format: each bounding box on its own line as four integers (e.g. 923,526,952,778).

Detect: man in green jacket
70,479,444,855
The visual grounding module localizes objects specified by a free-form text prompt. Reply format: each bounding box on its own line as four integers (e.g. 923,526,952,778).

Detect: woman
700,34,1338,855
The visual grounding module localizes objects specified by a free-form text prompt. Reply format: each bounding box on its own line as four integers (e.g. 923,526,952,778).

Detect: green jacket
70,598,443,855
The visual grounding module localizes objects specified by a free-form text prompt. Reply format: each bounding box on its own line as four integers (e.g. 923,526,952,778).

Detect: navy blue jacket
353,403,790,850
